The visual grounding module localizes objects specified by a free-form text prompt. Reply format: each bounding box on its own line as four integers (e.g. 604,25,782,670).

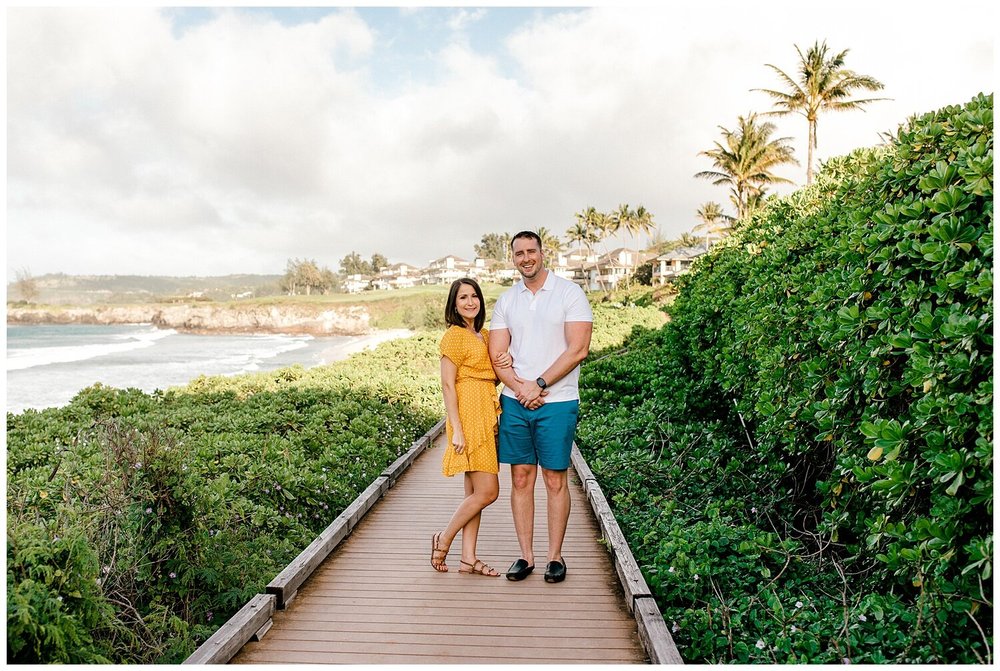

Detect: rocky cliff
6,303,375,336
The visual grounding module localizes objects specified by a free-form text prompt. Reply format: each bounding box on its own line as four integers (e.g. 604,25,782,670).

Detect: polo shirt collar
516,269,554,294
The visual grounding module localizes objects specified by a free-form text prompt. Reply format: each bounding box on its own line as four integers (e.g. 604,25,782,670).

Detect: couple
430,230,593,582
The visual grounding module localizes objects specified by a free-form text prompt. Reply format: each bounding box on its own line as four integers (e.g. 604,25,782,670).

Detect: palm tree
632,205,656,263
754,40,886,184
695,112,798,220
693,201,733,250
569,208,607,291
608,203,634,267
536,226,563,256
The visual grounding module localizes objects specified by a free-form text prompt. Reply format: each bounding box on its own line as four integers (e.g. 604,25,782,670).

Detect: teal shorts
498,395,579,471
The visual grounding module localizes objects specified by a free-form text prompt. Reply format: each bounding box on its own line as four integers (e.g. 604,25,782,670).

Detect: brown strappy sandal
458,559,501,577
430,532,449,572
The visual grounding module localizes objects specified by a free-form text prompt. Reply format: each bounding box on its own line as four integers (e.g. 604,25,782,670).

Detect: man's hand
513,376,547,409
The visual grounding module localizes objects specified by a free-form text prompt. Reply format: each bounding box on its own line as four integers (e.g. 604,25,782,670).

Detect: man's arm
488,327,521,390
542,320,593,385
517,320,593,408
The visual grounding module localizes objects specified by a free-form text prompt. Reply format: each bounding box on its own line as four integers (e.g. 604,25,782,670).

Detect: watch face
536,377,547,389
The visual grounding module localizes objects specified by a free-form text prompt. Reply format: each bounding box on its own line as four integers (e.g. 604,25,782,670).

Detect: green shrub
577,94,993,663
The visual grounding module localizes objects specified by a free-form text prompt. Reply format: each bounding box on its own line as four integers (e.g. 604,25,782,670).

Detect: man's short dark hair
511,230,542,249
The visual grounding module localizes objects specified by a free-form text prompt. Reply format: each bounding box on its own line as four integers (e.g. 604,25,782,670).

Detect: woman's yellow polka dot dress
439,326,501,476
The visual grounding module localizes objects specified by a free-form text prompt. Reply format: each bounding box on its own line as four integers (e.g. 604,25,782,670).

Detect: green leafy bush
577,94,992,663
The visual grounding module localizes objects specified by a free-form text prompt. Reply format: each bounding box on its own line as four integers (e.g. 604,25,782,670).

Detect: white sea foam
234,334,312,373
6,327,176,371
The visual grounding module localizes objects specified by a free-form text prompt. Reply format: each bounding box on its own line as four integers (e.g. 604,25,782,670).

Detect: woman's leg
439,471,499,561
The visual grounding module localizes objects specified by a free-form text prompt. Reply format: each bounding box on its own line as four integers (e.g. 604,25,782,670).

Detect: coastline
6,325,416,415
6,302,377,337
316,328,414,364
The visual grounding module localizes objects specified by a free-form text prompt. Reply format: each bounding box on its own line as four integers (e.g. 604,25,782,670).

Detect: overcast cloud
5,3,995,278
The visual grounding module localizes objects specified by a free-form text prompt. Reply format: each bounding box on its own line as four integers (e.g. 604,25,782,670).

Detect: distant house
652,245,708,284
574,248,639,292
342,273,370,294
423,255,472,285
377,262,420,290
548,251,577,282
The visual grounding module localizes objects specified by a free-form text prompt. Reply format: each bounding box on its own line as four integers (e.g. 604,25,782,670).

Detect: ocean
5,324,411,415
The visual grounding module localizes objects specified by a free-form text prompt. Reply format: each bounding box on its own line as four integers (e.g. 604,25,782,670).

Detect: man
488,230,593,583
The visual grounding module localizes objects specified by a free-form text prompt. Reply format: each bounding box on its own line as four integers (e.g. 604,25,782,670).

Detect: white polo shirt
490,270,593,403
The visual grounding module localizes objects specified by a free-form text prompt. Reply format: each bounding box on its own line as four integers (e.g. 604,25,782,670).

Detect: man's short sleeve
490,292,509,330
565,283,594,322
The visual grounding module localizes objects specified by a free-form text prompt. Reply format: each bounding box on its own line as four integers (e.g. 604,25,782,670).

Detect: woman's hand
452,428,467,454
493,351,513,369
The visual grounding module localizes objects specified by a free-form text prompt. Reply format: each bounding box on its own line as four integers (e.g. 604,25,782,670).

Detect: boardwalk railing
185,418,682,664
571,446,682,664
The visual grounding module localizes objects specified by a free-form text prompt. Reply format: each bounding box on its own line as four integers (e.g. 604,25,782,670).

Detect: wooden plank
262,618,635,636
635,596,685,664
183,593,274,664
236,638,642,663
258,628,642,649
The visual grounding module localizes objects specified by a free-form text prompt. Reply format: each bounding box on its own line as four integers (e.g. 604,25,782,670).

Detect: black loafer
505,558,534,581
544,557,567,583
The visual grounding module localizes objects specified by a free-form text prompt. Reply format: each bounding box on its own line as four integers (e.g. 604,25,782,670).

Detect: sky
4,2,996,278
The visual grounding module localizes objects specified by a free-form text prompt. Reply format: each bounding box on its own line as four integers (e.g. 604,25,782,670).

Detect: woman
430,278,510,576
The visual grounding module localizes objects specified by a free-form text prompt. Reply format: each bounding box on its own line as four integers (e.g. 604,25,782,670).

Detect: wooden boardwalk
231,431,649,664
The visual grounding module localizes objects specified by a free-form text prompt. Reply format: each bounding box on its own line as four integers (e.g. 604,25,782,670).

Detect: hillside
7,273,284,305
5,283,513,335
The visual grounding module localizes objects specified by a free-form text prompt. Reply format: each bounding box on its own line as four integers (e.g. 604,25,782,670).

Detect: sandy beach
317,328,414,364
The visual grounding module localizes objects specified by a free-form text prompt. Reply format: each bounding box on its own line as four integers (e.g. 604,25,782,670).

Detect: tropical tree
693,201,734,250
370,253,389,274
474,232,512,262
281,258,335,295
609,203,632,242
754,40,886,184
536,227,563,256
569,208,607,291
695,112,798,220
631,205,656,263
339,251,369,276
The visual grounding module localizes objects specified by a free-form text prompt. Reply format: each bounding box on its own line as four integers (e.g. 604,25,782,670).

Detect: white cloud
5,3,996,278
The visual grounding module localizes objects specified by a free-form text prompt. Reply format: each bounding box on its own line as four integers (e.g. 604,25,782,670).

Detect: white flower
693,574,699,581
842,658,852,664
751,507,757,514
790,625,797,633
668,566,675,573
755,640,765,650
795,600,804,609
671,622,680,633
858,614,867,622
